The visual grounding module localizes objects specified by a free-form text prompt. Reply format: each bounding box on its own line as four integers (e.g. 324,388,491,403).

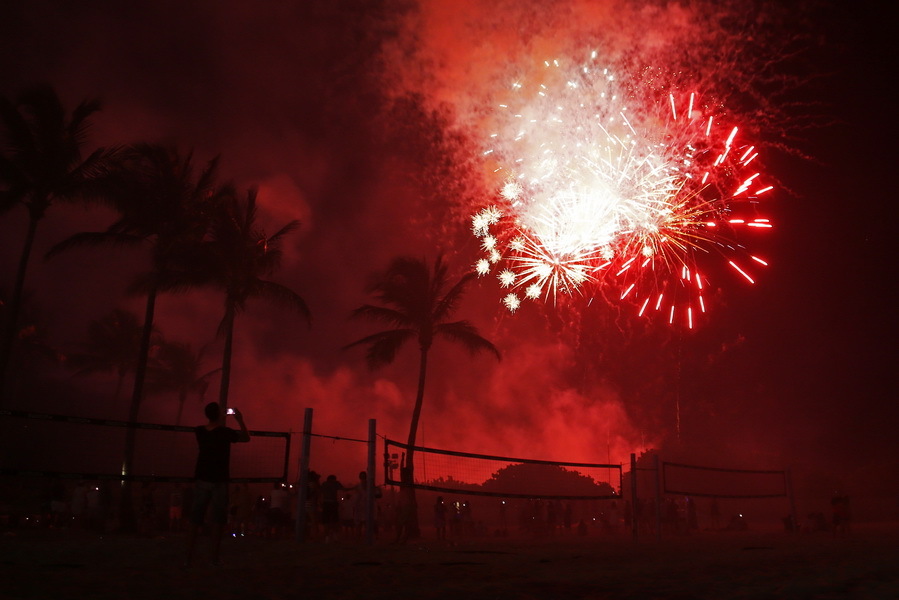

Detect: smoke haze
1,1,894,514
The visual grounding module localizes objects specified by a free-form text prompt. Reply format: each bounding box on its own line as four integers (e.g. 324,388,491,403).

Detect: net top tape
0,409,289,438
662,460,786,476
385,438,622,470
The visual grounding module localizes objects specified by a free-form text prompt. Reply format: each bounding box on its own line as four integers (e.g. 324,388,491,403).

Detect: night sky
1,1,895,511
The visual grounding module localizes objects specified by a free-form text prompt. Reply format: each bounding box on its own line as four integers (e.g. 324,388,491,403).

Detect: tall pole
630,453,638,542
366,418,376,546
295,408,313,543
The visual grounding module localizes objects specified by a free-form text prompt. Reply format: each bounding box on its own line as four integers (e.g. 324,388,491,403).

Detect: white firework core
473,52,772,326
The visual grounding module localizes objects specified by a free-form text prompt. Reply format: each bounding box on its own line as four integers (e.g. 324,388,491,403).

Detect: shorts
190,480,229,525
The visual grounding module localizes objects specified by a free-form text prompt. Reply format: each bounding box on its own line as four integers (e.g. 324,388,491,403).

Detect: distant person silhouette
184,402,249,567
352,471,370,538
268,482,289,538
320,474,346,542
686,496,698,533
351,471,381,539
434,496,447,541
138,481,157,535
392,486,415,544
304,471,322,539
71,481,88,529
230,483,252,536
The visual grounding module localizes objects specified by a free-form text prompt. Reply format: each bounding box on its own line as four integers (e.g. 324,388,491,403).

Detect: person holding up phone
185,402,250,567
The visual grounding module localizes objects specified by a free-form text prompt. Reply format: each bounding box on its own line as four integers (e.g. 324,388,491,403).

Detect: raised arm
230,409,251,443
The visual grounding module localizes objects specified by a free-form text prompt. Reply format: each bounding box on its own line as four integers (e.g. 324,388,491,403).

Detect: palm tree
146,340,219,425
47,144,225,531
0,84,119,401
203,187,310,411
345,255,500,536
64,308,151,404
48,144,225,425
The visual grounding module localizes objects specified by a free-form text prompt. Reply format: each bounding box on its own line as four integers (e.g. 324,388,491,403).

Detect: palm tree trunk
400,345,429,539
218,303,235,413
0,214,40,404
120,285,157,532
406,346,429,451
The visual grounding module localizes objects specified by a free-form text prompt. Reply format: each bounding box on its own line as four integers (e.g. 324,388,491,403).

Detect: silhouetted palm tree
49,144,225,425
345,255,500,536
0,84,119,401
203,188,310,411
65,309,153,404
48,144,225,530
146,340,219,425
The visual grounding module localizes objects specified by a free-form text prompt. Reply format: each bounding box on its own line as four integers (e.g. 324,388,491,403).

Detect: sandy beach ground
2,524,898,599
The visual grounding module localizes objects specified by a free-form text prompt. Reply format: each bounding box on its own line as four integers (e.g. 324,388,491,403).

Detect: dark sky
1,1,895,504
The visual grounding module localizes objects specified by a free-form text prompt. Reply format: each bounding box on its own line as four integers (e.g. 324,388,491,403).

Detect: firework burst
473,52,772,327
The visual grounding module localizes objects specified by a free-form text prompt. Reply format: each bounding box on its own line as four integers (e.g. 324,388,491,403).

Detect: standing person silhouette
434,496,447,541
185,402,250,567
352,471,370,539
319,474,346,542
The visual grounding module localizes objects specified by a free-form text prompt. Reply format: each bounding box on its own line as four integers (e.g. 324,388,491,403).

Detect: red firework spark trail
472,51,773,328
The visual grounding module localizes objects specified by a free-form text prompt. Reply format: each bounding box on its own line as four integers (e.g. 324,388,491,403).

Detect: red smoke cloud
4,1,891,507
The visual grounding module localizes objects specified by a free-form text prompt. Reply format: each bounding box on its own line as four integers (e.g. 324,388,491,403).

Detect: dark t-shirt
194,426,240,482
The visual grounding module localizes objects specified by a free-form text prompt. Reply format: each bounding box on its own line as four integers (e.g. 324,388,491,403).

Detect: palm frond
0,96,33,155
68,97,102,147
370,256,433,318
347,254,499,373
349,304,414,328
194,155,221,197
155,269,211,295
343,329,416,369
0,155,29,211
59,145,125,198
436,320,501,360
46,229,143,259
145,339,222,395
268,220,300,243
242,187,258,232
216,303,236,339
433,271,475,322
252,279,311,326
125,273,160,297
64,308,149,377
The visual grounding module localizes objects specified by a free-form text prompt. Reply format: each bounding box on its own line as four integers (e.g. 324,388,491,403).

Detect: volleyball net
661,460,789,499
0,409,290,483
383,438,622,500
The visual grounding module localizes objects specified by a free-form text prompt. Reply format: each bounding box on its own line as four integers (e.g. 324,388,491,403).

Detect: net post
295,408,313,543
281,430,292,483
383,438,391,486
366,418,376,546
630,453,638,542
